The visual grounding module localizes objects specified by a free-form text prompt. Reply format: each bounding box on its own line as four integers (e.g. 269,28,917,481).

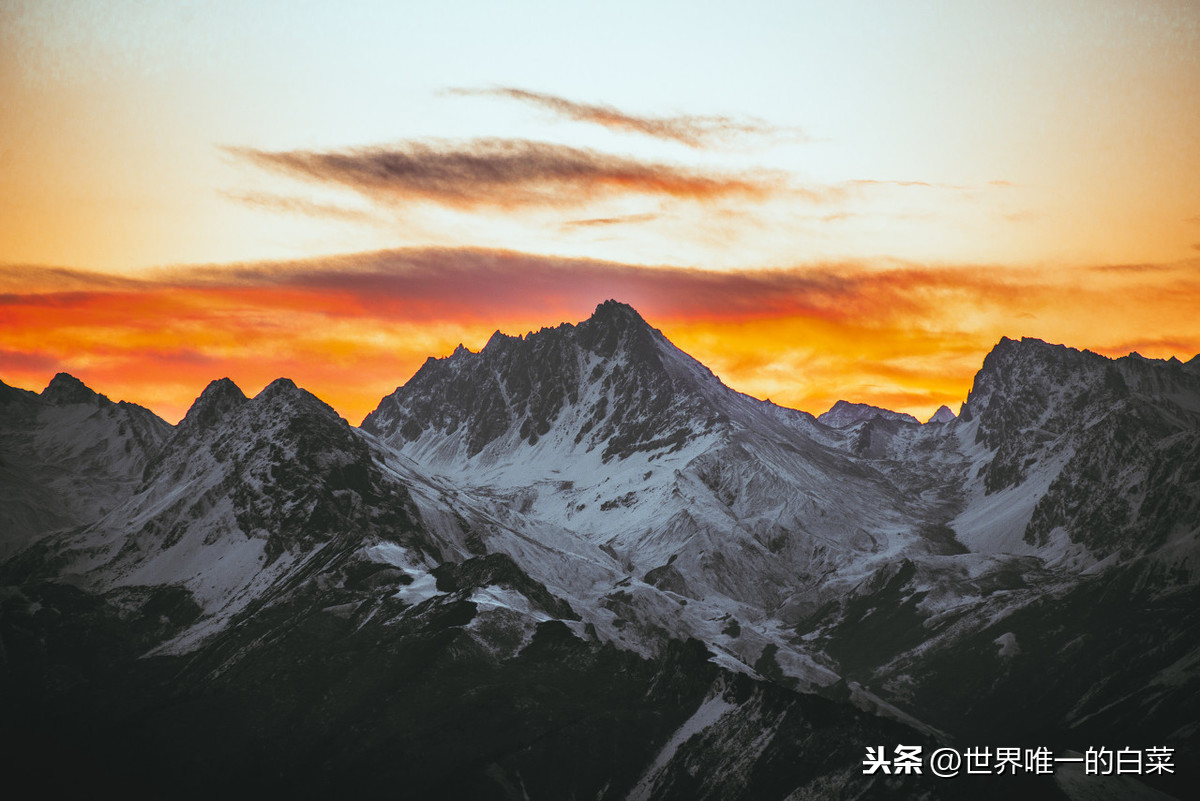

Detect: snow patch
626,689,738,801
994,631,1020,659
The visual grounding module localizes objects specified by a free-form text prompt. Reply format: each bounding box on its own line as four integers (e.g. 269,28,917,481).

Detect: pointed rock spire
178,378,248,434
40,372,110,406
926,405,957,424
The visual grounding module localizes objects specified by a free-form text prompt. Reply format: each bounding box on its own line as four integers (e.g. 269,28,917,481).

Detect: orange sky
2,2,1199,424
3,251,1197,424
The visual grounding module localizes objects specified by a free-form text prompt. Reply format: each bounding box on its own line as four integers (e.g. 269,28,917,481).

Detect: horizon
7,299,1195,426
3,2,1198,424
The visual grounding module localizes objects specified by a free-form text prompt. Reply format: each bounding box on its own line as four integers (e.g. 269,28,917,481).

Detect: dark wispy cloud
448,87,807,148
0,249,1013,325
560,213,661,230
108,248,1053,327
227,139,779,211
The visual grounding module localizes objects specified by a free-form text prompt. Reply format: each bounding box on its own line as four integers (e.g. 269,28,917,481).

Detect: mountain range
2,300,1197,799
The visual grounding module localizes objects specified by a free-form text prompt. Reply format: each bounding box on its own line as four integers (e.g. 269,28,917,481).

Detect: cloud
1088,262,1178,274
560,213,661,230
0,264,145,293
3,248,1198,424
226,139,780,212
11,249,1200,340
447,86,807,148
225,191,377,223
1092,337,1200,358
8,247,1186,334
0,348,62,374
846,179,971,192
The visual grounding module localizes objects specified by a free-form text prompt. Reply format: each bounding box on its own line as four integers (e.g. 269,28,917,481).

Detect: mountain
818,399,920,428
926,405,956,424
361,302,957,674
6,375,445,655
363,299,751,463
363,305,1197,793
0,373,171,560
4,367,1000,799
2,306,1196,799
954,337,1200,562
806,337,1200,760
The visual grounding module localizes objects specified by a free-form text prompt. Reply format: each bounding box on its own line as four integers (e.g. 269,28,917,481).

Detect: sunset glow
3,1,1198,423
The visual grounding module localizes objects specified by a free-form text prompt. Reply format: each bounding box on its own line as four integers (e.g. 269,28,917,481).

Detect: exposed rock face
962,337,1200,560
364,300,731,462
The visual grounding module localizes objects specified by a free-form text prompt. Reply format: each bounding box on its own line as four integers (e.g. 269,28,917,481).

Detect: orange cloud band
2,250,1197,425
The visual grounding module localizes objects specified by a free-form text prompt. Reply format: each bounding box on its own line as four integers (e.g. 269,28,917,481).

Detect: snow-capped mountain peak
817,399,920,428
361,299,736,465
926,405,956,424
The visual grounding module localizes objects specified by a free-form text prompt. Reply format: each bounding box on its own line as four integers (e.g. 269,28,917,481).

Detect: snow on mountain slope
799,337,1200,753
362,302,942,573
8,376,439,653
0,374,171,560
950,338,1200,571
362,319,1200,749
817,399,920,428
360,303,1067,702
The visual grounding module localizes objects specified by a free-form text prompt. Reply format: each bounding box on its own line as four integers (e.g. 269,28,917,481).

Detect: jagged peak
818,399,919,428
256,377,302,400
203,377,246,399
254,377,344,421
178,377,248,434
961,335,1200,424
41,372,111,406
586,299,648,328
576,300,665,365
972,337,1094,388
484,329,522,350
926,405,957,424
987,335,1075,360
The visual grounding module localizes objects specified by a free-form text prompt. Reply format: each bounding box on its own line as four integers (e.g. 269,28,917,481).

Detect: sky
2,0,1199,424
